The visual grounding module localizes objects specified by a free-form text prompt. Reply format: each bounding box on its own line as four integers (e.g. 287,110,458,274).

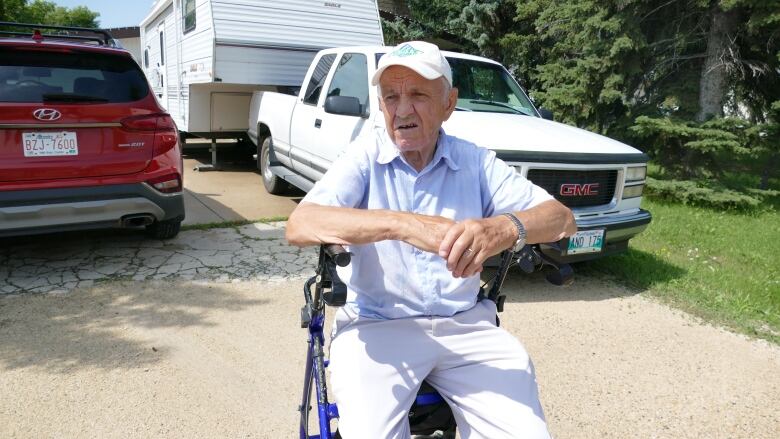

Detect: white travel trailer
140,0,383,168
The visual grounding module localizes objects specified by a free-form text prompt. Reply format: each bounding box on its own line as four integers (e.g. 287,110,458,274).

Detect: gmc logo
560,183,599,196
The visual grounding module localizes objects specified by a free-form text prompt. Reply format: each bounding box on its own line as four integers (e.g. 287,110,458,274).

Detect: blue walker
298,244,572,439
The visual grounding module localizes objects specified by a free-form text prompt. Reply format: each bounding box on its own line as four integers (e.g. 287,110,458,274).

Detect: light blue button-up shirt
303,128,553,319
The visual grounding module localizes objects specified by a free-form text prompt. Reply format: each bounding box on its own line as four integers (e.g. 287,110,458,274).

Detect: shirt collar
376,128,460,171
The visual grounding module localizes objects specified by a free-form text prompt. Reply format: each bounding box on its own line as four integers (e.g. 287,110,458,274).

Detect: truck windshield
374,53,537,116
446,57,536,115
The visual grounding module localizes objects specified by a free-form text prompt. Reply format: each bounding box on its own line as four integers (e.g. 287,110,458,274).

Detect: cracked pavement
0,222,317,295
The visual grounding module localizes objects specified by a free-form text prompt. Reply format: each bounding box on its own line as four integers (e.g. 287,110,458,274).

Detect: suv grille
527,169,618,208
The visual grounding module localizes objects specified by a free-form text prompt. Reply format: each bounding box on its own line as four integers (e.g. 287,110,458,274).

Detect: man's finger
447,233,474,271
461,257,484,278
453,246,477,277
438,222,464,258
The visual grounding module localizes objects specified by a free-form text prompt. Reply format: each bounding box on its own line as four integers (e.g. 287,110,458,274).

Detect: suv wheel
259,137,289,195
146,219,182,239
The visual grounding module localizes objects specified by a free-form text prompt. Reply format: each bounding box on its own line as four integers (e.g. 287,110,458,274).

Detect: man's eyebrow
379,84,431,96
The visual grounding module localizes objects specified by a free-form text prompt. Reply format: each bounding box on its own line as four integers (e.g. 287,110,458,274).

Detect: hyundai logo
33,108,61,121
560,183,600,196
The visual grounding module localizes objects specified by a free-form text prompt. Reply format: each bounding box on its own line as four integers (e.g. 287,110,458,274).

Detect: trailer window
327,53,369,113
183,0,196,34
159,30,165,66
303,54,336,106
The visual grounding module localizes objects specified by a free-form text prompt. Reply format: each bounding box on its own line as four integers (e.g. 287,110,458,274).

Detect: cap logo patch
392,44,422,57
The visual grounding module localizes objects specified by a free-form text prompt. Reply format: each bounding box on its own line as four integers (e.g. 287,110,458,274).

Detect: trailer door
157,23,168,109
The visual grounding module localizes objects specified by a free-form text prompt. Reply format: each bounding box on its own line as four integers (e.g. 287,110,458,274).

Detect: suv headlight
625,166,647,182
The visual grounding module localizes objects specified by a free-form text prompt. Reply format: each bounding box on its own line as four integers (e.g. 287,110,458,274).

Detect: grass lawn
579,198,780,344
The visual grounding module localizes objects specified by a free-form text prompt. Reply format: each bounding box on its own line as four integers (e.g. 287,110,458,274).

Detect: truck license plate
23,131,78,157
567,229,604,255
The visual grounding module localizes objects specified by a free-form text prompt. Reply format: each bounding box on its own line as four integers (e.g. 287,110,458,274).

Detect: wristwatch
501,212,527,252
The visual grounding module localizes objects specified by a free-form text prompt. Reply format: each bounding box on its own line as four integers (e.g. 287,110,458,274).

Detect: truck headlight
625,166,647,182
622,184,644,199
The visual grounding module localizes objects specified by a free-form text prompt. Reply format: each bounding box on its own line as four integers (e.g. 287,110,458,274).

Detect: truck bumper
540,208,652,264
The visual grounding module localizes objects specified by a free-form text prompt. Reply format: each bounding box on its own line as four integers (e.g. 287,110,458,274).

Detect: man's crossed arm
285,200,576,278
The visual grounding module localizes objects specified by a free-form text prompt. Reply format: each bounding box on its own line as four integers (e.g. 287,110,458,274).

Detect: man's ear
443,86,459,120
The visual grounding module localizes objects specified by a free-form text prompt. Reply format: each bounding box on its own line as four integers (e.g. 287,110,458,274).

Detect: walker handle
324,244,351,267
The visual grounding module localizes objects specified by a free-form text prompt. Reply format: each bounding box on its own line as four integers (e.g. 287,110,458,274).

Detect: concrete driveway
181,143,301,225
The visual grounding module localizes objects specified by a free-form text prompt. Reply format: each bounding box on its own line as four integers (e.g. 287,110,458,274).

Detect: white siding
215,46,317,86
188,83,275,133
178,0,216,85
140,0,383,135
210,0,383,49
140,5,170,102
118,37,142,65
163,10,182,125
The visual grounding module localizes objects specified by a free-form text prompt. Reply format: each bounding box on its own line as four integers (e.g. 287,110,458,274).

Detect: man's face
378,66,457,155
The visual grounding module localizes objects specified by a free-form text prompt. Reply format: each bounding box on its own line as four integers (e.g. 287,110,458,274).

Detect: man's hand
436,200,576,278
438,216,516,278
399,213,455,254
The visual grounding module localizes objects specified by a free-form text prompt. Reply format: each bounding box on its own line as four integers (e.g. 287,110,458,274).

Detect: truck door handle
314,118,322,128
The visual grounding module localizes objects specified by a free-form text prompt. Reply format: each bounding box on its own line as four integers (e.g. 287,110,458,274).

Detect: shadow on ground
183,141,256,172
0,225,151,248
0,280,268,373
493,248,686,304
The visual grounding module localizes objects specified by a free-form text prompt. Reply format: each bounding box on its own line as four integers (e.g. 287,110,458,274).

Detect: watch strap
501,212,526,251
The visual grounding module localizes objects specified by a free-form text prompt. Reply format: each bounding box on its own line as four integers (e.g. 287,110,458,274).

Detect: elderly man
286,41,576,438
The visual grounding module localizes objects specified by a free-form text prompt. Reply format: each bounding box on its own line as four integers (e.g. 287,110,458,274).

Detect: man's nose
396,95,414,118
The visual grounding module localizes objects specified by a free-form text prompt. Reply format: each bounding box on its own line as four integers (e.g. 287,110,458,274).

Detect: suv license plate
23,131,79,157
567,229,604,255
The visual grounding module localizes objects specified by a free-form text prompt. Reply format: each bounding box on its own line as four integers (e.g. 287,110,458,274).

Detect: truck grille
526,169,618,208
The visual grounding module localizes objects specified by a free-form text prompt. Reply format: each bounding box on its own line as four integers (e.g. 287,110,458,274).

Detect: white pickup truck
248,46,651,264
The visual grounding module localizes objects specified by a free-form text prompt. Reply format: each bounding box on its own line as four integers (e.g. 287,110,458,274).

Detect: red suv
0,23,184,239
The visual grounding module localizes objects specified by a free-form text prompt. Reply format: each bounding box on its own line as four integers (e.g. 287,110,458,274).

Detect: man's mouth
396,123,418,130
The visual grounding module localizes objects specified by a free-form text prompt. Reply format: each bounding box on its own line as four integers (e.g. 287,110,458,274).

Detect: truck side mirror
324,95,363,117
538,108,554,121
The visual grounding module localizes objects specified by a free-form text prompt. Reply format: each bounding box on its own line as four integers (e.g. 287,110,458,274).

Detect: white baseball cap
371,41,452,86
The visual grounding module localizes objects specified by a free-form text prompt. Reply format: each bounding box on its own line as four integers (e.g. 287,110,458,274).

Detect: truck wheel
145,219,182,240
259,137,289,195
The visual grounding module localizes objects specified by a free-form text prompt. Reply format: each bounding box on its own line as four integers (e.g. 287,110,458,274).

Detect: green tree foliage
0,0,99,27
631,0,779,182
0,0,28,22
381,0,472,48
391,0,778,187
502,0,648,134
632,116,750,178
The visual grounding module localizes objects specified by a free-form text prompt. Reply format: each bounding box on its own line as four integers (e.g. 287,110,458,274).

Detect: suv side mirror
538,107,554,121
324,95,364,117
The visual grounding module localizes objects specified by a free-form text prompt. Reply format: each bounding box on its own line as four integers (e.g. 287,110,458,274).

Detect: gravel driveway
1,225,778,438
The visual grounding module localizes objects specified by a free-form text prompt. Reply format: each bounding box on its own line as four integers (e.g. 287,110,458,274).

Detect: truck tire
259,136,290,195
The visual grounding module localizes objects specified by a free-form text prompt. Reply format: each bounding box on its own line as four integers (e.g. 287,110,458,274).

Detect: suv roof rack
0,21,119,47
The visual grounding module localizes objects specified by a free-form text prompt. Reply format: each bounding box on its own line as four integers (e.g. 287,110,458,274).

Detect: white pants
329,300,551,439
